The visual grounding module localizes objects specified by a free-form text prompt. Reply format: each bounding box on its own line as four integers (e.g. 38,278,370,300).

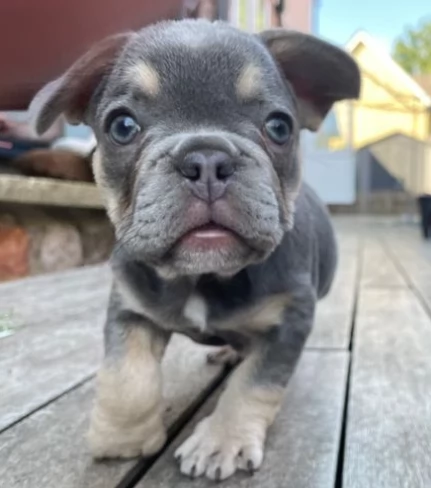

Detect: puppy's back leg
207,345,242,366
88,292,170,459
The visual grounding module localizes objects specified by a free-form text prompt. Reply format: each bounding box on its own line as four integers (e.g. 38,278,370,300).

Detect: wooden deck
2,217,431,488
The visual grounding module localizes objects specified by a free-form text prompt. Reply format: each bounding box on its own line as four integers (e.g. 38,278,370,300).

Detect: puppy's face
31,21,360,278
94,23,301,277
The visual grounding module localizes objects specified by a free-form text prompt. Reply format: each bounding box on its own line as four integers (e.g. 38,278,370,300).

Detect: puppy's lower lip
179,224,239,249
191,228,230,239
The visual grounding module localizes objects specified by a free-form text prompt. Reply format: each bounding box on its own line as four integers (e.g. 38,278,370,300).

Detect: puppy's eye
264,113,292,145
108,114,141,145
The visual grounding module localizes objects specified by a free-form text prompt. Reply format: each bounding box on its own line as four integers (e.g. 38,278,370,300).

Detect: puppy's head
31,20,360,278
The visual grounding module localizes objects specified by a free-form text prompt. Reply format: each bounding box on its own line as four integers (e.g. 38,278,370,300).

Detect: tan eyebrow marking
236,63,262,100
127,61,160,97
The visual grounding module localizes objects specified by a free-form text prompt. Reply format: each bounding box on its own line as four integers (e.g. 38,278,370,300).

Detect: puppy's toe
174,414,265,481
206,346,242,366
174,418,208,460
89,409,166,460
175,420,217,478
90,440,142,460
141,424,167,456
237,443,264,473
177,449,211,478
206,450,238,481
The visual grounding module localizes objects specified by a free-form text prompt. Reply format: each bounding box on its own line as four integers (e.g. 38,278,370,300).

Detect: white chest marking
183,295,207,331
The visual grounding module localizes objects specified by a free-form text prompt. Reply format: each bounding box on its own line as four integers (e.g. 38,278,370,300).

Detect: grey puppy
30,19,360,481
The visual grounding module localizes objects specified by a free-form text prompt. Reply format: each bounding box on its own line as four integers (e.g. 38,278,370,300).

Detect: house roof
414,74,431,97
345,30,431,108
358,131,431,149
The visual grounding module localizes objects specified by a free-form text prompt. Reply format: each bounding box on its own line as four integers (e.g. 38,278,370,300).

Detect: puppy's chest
117,268,253,334
183,277,253,332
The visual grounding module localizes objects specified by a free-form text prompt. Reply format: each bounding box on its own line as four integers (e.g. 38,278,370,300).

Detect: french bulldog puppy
30,19,360,481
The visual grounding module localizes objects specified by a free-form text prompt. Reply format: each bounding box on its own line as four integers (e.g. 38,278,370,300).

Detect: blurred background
1,0,430,281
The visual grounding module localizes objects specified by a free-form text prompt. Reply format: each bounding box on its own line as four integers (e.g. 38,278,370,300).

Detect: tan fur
175,352,284,479
207,345,242,366
118,274,290,336
236,64,262,100
88,326,167,459
213,293,292,333
92,149,123,225
183,294,207,331
216,351,284,426
127,61,160,97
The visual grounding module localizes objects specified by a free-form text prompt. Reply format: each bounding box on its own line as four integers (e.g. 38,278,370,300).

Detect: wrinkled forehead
100,21,290,121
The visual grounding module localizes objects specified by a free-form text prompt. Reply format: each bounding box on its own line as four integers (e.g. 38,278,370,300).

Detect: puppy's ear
260,29,360,131
30,32,133,135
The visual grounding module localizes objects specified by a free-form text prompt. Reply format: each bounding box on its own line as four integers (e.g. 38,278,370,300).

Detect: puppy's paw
206,346,242,367
88,410,166,459
174,415,265,481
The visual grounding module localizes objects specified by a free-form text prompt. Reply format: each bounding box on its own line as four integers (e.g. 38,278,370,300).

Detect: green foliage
393,18,431,74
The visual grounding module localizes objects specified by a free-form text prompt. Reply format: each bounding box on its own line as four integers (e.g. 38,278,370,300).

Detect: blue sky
318,0,430,51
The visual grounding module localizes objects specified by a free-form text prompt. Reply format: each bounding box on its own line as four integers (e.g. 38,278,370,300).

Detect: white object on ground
51,133,97,156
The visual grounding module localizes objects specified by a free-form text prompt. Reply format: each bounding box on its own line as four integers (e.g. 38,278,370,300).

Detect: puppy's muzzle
177,149,235,202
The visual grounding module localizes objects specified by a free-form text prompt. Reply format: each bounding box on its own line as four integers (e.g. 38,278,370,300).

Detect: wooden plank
383,231,431,311
0,335,225,488
0,263,110,301
0,175,103,208
0,312,104,432
0,264,111,333
344,288,431,488
360,239,406,288
308,234,359,349
0,266,111,431
138,350,349,488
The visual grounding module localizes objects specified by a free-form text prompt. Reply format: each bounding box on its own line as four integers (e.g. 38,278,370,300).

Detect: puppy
30,20,360,481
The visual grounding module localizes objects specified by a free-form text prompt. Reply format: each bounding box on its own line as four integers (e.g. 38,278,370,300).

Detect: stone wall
0,204,114,281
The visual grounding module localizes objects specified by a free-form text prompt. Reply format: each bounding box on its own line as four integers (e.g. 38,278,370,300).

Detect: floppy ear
30,32,133,135
260,29,360,131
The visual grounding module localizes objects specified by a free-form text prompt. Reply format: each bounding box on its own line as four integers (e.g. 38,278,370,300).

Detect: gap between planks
334,233,364,488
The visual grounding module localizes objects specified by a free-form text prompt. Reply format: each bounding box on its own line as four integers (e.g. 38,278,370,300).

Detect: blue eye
264,113,292,145
108,114,141,145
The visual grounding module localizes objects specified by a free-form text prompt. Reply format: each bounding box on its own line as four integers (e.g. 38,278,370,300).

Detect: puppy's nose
178,150,235,202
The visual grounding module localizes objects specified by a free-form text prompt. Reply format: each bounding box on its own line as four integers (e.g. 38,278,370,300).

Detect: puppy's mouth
177,222,241,252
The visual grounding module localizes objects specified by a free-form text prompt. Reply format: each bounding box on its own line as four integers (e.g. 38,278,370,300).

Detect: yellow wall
332,42,431,150
237,0,266,31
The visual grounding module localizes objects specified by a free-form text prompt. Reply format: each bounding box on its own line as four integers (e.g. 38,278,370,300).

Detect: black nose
178,150,235,202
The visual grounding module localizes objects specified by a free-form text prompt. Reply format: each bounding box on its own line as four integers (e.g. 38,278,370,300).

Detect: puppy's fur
30,20,360,481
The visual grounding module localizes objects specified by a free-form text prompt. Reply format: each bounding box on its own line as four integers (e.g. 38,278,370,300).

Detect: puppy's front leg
88,296,169,459
175,285,315,481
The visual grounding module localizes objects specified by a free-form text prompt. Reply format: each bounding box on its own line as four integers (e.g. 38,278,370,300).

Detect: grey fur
30,19,360,479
